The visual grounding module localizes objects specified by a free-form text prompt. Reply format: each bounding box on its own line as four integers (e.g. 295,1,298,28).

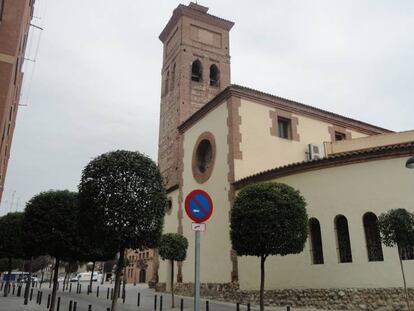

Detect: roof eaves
233,142,414,189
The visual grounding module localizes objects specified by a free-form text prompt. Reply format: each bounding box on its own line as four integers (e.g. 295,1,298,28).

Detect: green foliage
78,150,167,251
0,258,24,272
378,208,414,248
23,190,79,260
230,182,308,257
159,233,188,262
23,256,50,272
64,261,79,274
31,256,51,272
0,212,24,261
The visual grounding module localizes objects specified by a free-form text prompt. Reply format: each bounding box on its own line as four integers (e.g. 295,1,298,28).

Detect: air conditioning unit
307,144,324,161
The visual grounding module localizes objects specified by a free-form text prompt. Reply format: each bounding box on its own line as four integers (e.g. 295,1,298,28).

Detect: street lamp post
406,156,414,169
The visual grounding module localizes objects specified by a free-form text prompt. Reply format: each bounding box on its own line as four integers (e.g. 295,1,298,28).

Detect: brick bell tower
158,2,234,189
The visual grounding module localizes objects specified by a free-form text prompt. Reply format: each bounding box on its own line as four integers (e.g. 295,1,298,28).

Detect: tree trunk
399,248,411,311
171,260,175,308
49,265,53,288
24,257,33,304
63,272,68,288
89,261,96,293
40,269,44,288
3,257,12,297
111,247,125,311
49,257,60,311
259,255,266,311
122,261,127,296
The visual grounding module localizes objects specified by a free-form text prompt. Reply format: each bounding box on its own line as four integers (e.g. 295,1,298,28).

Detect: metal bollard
70,283,72,293
36,290,40,303
160,295,163,311
39,291,43,305
154,294,157,310
73,301,77,311
110,288,113,300
12,284,15,295
17,285,21,297
57,297,61,311
47,294,51,308
247,303,251,311
237,302,240,311
88,305,92,311
97,286,99,297
87,285,90,295
180,298,184,311
30,288,33,301
107,309,110,311
79,284,82,294
286,306,291,311
69,300,73,311
206,300,209,311
107,287,110,299
137,292,141,306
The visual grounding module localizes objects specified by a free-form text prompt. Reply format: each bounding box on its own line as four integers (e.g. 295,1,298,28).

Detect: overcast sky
1,0,413,214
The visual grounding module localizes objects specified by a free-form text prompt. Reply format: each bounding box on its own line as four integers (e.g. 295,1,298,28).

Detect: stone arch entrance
139,269,146,283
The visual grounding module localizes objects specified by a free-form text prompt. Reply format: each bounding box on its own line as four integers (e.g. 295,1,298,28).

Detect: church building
156,3,414,309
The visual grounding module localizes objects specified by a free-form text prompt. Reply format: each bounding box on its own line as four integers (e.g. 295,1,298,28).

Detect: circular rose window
192,132,216,184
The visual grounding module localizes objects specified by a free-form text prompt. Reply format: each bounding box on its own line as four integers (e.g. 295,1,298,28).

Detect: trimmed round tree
159,233,188,308
0,212,24,297
378,208,414,311
23,190,78,311
230,182,308,311
78,150,166,311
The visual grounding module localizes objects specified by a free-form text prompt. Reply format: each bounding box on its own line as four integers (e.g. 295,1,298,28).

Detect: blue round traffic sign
185,189,213,223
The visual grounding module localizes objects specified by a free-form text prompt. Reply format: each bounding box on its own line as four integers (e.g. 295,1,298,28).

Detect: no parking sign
184,189,213,223
184,189,213,311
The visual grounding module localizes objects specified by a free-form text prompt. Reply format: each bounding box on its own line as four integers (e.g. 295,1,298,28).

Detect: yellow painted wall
325,130,414,155
159,102,232,285
238,156,414,289
158,96,411,291
235,99,367,181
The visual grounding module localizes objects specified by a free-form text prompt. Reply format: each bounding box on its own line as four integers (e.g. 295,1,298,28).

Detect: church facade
156,3,414,308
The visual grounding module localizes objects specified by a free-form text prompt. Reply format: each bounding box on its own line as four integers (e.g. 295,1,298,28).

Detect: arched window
209,64,220,86
309,218,324,264
191,60,202,82
363,212,384,261
335,215,352,263
171,63,176,90
165,70,170,94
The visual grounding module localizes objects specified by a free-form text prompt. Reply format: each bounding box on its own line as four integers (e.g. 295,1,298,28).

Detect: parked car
70,272,101,282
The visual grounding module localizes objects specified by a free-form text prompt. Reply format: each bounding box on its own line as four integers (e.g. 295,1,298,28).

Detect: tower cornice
159,3,234,43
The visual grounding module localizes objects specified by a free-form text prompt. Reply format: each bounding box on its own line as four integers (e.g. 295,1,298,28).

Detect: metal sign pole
194,230,201,311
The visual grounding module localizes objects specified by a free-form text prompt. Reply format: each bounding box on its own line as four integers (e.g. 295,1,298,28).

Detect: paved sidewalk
0,282,326,311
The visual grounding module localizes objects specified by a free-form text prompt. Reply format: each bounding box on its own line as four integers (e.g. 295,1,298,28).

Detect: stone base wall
155,282,413,311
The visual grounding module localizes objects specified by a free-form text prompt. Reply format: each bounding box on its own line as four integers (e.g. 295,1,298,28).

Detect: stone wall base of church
155,282,413,310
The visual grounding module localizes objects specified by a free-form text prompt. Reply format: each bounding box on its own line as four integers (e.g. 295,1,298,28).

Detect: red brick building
0,0,34,201
126,249,157,284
